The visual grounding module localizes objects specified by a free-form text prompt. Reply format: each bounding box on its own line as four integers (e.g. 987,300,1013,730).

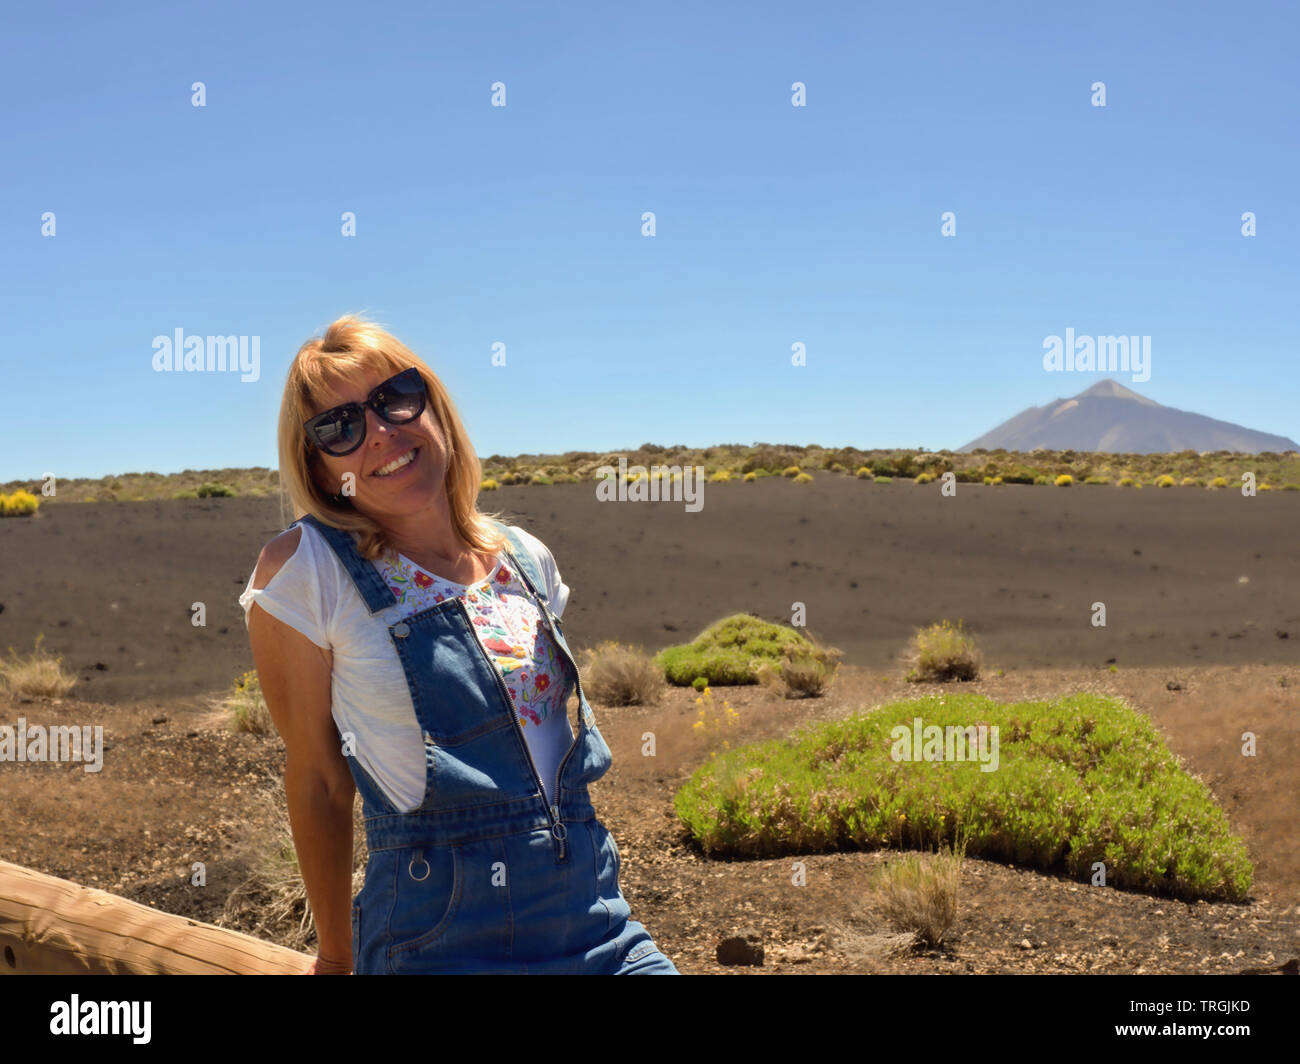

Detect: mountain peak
1075,378,1148,402
959,379,1299,454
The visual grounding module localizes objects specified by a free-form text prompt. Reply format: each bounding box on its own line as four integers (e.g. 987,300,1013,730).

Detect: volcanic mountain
959,380,1298,454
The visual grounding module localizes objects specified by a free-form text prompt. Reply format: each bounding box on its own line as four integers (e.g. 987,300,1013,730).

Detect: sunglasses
303,367,428,457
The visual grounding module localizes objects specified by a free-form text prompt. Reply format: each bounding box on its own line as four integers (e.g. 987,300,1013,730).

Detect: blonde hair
276,314,507,561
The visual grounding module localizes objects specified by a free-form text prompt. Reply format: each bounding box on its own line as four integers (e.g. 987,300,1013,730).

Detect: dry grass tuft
0,633,78,699
904,619,981,683
754,636,843,698
213,669,275,735
870,839,965,948
581,640,663,706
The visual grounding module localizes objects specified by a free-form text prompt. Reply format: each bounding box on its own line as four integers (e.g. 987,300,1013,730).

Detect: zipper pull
550,805,567,860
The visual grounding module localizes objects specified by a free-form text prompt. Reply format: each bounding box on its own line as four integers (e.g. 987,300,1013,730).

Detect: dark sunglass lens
314,410,364,454
380,394,424,422
376,371,426,423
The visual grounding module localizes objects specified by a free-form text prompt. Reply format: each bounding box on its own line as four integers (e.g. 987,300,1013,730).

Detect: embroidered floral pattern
375,551,567,727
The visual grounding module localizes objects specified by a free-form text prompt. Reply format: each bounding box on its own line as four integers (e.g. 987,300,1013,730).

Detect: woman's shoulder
252,520,326,590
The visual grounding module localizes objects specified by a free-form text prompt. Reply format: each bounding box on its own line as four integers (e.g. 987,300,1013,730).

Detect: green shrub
782,466,801,478
480,478,500,491
890,453,917,478
874,476,892,484
672,691,1254,901
793,472,813,484
855,466,873,479
656,613,813,687
196,483,236,498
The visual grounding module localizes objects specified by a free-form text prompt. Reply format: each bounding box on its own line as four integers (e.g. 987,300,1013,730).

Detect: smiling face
306,365,450,522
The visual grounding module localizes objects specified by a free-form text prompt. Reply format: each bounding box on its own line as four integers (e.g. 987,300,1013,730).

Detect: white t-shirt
238,519,575,811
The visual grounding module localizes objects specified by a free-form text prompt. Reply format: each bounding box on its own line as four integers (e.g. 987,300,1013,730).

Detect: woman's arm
246,527,356,974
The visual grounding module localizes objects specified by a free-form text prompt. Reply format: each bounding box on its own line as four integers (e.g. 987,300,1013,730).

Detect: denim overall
290,513,678,974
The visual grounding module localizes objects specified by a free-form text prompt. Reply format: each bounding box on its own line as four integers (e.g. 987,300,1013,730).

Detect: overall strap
290,513,398,614
491,519,551,611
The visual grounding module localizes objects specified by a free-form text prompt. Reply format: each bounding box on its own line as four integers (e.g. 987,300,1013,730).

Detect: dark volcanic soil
0,479,1297,703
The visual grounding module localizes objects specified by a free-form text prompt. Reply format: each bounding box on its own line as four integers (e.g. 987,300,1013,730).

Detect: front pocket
587,819,620,895
386,845,462,963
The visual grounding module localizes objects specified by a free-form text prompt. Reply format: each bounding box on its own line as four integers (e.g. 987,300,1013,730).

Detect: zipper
455,597,568,861
500,547,587,808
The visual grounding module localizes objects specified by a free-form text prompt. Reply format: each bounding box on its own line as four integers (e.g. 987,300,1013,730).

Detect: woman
238,315,678,974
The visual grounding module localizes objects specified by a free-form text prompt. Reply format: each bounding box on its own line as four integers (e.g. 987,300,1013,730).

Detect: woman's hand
304,954,353,975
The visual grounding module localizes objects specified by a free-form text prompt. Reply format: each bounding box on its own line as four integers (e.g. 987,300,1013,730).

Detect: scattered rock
1166,681,1182,691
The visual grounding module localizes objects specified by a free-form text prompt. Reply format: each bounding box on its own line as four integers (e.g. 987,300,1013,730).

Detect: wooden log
0,859,315,974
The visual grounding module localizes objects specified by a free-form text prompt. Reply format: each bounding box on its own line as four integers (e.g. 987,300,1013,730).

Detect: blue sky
2,0,1297,480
